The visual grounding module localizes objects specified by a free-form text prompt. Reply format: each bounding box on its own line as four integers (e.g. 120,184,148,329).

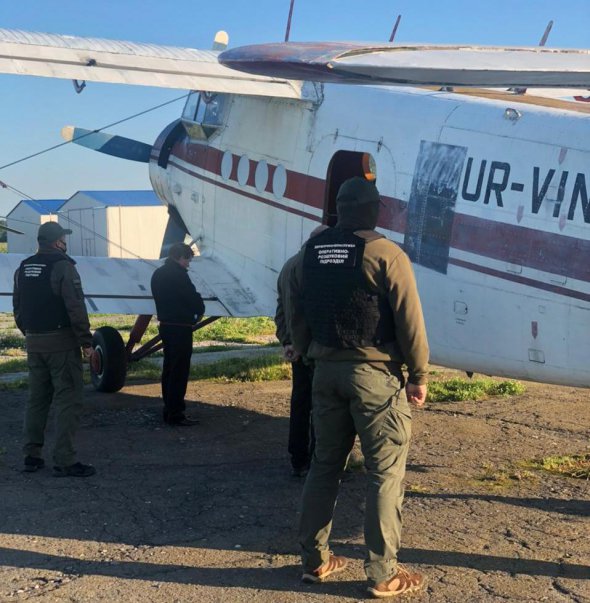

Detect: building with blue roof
59,190,167,258
7,198,65,254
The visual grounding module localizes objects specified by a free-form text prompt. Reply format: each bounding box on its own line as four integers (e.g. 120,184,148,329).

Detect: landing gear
91,326,127,392
90,316,221,393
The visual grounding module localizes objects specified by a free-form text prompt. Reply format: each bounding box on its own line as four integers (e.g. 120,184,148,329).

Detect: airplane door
404,141,467,274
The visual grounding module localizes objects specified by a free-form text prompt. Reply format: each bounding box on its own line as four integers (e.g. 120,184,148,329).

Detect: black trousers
288,358,315,469
160,324,193,420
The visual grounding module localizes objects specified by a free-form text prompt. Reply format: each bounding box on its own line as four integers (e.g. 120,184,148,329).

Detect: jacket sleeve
184,273,205,320
12,268,24,335
275,258,296,345
382,248,429,385
53,261,93,348
275,270,288,344
287,250,312,355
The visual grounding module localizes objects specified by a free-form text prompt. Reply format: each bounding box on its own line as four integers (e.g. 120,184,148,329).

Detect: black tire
91,326,127,392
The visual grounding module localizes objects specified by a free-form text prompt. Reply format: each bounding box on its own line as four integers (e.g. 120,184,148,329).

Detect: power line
0,93,188,172
1,206,161,266
0,181,35,201
0,93,190,261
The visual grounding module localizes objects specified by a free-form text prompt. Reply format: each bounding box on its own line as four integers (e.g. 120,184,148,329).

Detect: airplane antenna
538,20,553,46
285,0,296,42
389,14,402,42
511,20,553,95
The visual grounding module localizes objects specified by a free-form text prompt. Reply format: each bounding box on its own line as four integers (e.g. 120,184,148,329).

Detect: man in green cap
13,221,95,477
288,176,429,598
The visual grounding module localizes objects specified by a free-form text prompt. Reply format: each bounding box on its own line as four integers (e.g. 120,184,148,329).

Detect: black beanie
336,177,381,229
336,177,380,207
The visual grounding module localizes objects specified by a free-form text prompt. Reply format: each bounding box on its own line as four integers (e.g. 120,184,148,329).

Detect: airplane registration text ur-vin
0,28,589,390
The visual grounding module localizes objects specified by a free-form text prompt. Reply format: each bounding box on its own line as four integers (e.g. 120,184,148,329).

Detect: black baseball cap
37,222,72,243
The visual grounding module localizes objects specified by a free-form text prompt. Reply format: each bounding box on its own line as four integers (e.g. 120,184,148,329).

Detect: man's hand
406,383,427,407
283,344,300,362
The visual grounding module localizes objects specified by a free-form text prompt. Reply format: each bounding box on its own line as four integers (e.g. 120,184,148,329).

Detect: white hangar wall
59,191,167,259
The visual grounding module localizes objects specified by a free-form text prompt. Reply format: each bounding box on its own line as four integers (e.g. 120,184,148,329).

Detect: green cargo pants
299,360,412,585
23,349,84,467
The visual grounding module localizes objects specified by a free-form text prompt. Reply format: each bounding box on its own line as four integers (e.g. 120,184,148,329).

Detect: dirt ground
0,371,589,602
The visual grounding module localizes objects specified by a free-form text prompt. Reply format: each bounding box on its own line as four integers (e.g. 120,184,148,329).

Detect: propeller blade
61,126,153,163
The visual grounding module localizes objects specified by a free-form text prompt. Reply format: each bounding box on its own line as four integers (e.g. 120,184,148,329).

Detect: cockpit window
182,91,228,140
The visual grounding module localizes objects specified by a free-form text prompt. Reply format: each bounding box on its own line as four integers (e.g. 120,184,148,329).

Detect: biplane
0,15,589,391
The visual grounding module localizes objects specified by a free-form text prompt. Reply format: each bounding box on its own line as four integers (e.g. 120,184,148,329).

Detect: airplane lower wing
0,28,304,99
0,254,266,318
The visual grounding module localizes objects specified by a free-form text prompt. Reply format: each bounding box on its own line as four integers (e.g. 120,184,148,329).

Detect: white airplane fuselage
149,84,590,387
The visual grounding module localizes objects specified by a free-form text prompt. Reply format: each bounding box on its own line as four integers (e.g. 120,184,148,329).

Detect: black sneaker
24,456,45,473
53,462,96,477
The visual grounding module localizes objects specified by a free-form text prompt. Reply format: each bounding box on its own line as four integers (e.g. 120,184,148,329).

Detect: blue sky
1,0,589,217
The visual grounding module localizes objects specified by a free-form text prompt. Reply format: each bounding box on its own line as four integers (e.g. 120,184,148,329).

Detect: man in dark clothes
13,221,95,477
151,243,205,426
275,253,315,477
275,225,327,477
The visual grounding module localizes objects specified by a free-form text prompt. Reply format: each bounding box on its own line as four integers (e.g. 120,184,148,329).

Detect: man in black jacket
151,243,205,426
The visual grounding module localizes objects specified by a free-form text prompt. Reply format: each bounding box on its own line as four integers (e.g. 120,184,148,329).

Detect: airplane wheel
91,326,127,392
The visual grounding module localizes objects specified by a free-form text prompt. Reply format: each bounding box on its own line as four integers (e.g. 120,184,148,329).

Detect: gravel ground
0,371,588,602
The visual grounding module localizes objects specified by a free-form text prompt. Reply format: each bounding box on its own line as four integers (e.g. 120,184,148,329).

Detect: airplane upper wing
0,28,304,99
0,254,267,318
219,42,590,89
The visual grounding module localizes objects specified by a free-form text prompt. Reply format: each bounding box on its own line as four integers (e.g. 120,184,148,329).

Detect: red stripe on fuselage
172,141,326,209
168,159,321,222
449,257,590,303
169,141,407,230
166,142,590,291
452,214,590,283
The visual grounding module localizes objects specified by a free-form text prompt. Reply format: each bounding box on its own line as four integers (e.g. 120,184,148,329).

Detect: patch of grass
1,348,26,357
474,461,537,490
428,378,525,402
190,353,290,382
193,344,250,354
0,379,28,391
127,360,162,382
524,453,590,480
406,484,431,494
0,358,27,374
193,317,277,344
89,316,278,346
0,332,26,352
0,242,6,253
124,353,291,384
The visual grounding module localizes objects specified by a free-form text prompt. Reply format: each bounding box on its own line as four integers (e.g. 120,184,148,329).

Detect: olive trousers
298,360,412,585
23,349,84,467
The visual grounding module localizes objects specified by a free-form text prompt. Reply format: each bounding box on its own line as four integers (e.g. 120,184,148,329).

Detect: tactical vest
17,253,71,332
302,228,395,348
